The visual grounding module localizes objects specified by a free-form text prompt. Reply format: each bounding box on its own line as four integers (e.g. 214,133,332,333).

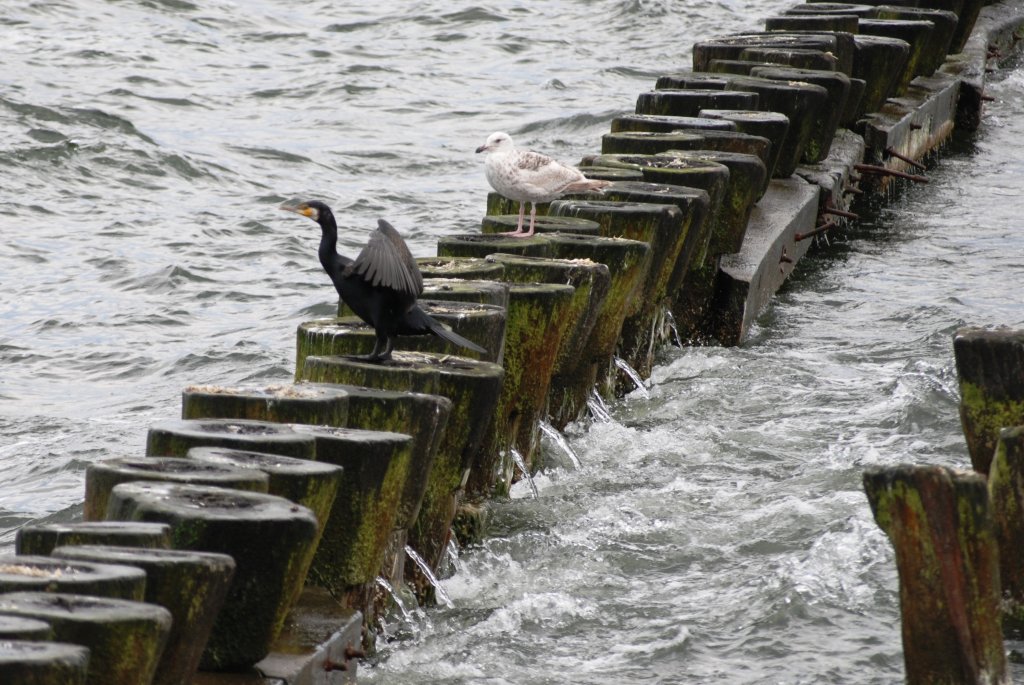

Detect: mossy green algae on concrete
544,213,653,397
289,426,412,597
474,283,574,494
486,253,611,429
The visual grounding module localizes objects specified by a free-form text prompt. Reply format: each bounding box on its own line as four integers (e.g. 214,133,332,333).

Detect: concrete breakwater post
0,640,89,685
484,253,612,431
953,327,1024,476
0,555,146,600
986,427,1024,629
184,446,344,551
604,188,711,376
146,418,317,460
297,352,503,601
465,284,575,495
83,457,270,522
0,615,54,641
16,521,172,556
51,545,236,685
0,591,172,685
543,214,653,398
696,109,791,184
298,302,506,365
105,481,320,670
286,426,413,618
179,382,454,605
547,194,697,384
863,465,1007,685
435,237,586,472
593,150,765,343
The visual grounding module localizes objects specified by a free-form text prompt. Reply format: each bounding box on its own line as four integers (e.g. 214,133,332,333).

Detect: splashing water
509,447,540,499
664,310,683,347
539,419,583,469
587,389,612,423
375,576,413,623
404,545,454,608
445,538,461,573
613,356,652,399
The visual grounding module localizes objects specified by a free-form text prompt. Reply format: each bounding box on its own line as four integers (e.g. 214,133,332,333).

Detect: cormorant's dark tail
405,306,487,354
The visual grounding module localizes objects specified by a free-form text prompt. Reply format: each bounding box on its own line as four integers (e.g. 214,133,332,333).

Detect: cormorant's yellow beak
279,201,313,218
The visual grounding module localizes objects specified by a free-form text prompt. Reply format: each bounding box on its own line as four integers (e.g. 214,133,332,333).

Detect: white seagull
475,131,611,238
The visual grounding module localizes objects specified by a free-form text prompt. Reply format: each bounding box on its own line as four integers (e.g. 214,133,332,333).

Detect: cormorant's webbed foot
342,352,392,363
342,334,394,363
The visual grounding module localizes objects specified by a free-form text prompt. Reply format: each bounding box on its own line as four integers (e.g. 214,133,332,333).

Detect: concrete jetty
2,2,1022,683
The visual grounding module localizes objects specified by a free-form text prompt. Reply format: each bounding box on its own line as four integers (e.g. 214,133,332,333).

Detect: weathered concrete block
714,177,818,346
864,465,1007,685
84,457,269,522
0,592,172,685
0,640,89,685
52,544,236,685
105,482,319,670
953,328,1024,475
15,521,171,556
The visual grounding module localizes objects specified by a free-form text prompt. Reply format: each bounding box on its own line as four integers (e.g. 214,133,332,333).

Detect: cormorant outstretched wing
348,219,424,298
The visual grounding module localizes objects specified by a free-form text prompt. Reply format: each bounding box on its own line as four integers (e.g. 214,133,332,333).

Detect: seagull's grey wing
516,149,586,194
348,219,424,298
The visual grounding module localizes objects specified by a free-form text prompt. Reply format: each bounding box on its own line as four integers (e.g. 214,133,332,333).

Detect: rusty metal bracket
884,147,927,171
795,222,836,242
854,163,929,184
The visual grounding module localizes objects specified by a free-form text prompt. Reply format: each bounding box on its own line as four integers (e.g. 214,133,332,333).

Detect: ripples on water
2,1,1023,683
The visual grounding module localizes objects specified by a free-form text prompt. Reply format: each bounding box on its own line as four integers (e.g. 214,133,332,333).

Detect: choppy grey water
2,1,1023,683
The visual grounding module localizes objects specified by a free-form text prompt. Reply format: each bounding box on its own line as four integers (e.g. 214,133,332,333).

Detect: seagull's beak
279,201,312,217
475,143,489,154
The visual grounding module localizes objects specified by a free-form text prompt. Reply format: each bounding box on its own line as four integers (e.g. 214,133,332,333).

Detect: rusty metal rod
885,146,927,171
854,163,929,183
324,660,349,672
844,185,864,195
794,222,836,242
822,206,859,219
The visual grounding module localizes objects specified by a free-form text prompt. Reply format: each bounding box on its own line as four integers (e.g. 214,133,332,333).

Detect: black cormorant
280,199,487,362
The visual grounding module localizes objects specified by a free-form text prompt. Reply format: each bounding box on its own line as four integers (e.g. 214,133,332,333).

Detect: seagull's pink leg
502,202,526,236
516,203,537,238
